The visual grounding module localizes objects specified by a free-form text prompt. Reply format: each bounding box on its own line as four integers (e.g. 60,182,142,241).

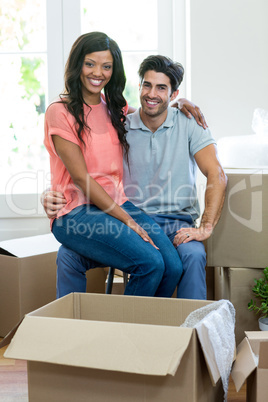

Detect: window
1,0,183,206
0,0,49,195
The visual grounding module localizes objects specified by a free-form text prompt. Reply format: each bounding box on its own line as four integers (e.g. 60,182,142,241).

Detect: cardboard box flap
245,331,268,356
258,341,268,369
0,234,60,258
231,337,258,391
4,316,193,376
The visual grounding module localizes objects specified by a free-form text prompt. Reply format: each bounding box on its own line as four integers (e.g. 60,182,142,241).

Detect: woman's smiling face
80,50,113,104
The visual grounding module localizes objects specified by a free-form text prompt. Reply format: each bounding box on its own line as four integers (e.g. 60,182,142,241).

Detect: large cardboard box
0,234,60,337
4,293,225,402
231,331,268,402
214,267,264,344
207,169,268,268
0,235,107,337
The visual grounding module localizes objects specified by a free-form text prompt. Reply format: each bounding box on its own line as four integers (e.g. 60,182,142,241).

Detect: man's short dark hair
138,55,184,93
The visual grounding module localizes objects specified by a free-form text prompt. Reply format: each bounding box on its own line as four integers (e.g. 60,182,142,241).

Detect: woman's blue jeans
52,201,182,298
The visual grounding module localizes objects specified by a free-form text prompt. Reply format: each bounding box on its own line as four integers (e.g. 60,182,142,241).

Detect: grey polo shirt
123,107,216,221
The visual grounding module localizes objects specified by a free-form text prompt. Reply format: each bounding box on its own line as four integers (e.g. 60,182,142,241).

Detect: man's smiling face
139,70,176,118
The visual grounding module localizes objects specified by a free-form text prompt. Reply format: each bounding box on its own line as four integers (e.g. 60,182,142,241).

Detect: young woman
44,31,183,297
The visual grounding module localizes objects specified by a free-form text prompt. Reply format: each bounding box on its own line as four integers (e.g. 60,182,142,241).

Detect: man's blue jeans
52,201,182,298
151,214,207,300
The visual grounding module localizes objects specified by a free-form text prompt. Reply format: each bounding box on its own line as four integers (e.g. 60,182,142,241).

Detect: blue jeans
52,201,182,298
151,214,207,300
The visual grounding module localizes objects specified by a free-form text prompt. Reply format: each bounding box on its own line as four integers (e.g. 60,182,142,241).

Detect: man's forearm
199,170,228,235
173,144,227,246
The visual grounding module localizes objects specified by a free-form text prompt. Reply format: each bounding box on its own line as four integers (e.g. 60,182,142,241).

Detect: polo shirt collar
129,107,175,132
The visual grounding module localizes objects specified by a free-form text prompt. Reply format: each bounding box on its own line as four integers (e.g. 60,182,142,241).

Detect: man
44,55,227,299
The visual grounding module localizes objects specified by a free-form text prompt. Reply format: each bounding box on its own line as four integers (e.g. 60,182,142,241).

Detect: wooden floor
0,343,28,402
0,339,246,402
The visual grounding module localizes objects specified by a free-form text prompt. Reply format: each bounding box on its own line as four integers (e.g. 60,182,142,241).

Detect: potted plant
248,266,268,330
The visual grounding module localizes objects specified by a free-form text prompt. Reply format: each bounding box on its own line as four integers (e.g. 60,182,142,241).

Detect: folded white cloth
181,300,236,402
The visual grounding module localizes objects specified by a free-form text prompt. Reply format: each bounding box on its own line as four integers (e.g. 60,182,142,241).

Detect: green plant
248,267,268,318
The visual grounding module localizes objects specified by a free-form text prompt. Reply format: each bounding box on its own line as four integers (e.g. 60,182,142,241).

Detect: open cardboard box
0,234,60,337
0,235,107,337
231,331,268,402
3,293,227,402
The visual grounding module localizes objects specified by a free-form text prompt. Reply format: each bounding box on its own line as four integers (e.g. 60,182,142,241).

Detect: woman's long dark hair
61,31,129,157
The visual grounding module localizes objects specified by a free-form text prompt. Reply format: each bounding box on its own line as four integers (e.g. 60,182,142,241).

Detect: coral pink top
44,97,128,222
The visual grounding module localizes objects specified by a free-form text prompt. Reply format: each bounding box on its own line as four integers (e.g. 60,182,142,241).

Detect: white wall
0,194,50,241
190,0,268,141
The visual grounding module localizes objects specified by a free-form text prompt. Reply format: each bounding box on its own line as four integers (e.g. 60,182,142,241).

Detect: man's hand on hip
40,190,66,219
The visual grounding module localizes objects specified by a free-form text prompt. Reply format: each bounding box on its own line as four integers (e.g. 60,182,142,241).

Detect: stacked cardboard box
207,169,268,270
207,169,268,344
214,267,264,344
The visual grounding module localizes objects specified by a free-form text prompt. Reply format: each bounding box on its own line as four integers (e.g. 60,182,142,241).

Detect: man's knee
177,241,206,270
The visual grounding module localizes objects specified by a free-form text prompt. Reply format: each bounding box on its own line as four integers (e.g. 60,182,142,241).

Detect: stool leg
123,272,128,290
106,267,115,294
